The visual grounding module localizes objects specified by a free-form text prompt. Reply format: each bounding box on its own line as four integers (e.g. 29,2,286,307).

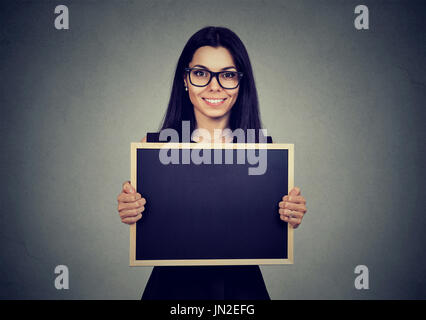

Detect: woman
117,26,307,299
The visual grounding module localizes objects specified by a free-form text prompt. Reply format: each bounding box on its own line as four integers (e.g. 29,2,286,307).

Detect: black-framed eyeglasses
184,68,243,89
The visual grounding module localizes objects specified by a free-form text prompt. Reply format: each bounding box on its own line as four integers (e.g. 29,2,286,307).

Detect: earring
185,86,188,91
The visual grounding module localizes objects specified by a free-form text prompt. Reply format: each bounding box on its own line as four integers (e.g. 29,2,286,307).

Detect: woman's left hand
278,187,307,229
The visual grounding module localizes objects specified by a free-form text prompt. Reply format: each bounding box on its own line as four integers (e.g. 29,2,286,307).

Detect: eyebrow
192,64,237,71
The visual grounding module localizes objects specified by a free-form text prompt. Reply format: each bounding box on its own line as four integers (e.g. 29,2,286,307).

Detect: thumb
124,181,135,194
289,187,300,196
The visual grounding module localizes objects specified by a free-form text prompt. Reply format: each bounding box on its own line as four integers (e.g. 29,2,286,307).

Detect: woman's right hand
117,181,146,225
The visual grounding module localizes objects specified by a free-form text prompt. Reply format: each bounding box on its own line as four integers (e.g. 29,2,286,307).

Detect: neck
193,109,230,141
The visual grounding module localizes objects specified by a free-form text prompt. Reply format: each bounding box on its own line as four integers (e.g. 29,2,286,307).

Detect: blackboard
130,143,294,266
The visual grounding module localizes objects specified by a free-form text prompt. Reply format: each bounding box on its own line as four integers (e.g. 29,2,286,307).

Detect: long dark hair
159,26,263,135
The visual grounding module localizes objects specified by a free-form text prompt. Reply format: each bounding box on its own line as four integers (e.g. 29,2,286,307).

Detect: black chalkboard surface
130,143,294,266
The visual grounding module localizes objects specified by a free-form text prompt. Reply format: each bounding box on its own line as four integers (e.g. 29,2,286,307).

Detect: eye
192,69,209,77
222,72,237,79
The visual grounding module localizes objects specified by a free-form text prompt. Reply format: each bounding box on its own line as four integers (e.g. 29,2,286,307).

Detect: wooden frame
130,142,294,266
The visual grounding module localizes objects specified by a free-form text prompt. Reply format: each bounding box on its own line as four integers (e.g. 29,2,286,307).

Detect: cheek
188,89,204,106
228,90,239,106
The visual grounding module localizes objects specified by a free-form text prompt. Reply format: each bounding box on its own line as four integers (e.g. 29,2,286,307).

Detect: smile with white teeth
203,98,226,105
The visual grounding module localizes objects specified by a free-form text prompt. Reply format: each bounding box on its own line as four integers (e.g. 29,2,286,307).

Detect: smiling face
184,46,240,127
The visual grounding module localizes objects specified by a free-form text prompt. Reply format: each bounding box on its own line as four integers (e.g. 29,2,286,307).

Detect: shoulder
141,132,165,143
144,132,164,143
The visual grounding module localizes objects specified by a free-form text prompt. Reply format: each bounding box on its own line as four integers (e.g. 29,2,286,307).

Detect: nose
208,74,222,91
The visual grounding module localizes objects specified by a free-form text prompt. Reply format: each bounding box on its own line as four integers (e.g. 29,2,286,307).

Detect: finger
289,187,301,196
290,222,300,229
280,214,302,227
281,195,306,204
278,209,304,219
122,213,142,225
119,206,145,219
278,202,306,212
122,181,136,194
118,198,146,212
117,192,142,203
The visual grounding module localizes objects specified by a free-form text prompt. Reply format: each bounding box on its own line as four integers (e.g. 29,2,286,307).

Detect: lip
202,97,227,106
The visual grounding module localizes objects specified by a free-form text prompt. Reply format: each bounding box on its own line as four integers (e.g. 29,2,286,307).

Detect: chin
199,107,231,120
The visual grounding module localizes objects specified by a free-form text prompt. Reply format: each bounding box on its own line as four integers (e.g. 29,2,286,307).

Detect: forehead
189,46,236,70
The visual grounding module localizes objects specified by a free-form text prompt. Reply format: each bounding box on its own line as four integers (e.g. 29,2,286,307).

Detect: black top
141,131,272,300
146,131,273,144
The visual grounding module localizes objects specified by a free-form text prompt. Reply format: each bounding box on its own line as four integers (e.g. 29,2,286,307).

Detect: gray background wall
0,0,425,299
